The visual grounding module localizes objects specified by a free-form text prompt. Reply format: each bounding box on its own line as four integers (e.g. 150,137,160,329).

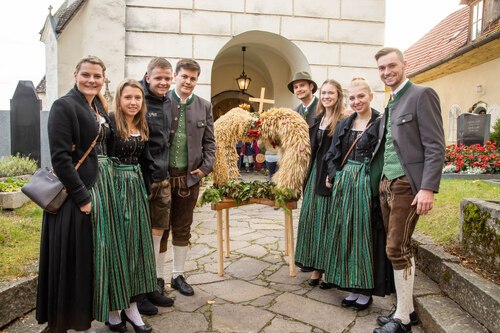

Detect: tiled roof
36,76,46,93
404,6,470,76
54,0,85,33
40,0,85,36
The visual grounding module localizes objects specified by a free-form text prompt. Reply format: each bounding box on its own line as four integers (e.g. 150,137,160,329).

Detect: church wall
293,41,340,66
42,25,58,109
193,36,232,60
245,0,293,16
342,0,386,21
194,0,245,12
126,32,192,58
47,0,385,108
57,13,85,96
55,0,126,101
127,0,192,9
330,20,385,45
126,7,180,32
181,11,232,35
281,17,329,41
294,0,341,19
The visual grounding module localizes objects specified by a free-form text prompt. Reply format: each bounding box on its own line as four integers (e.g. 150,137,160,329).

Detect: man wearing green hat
288,71,318,127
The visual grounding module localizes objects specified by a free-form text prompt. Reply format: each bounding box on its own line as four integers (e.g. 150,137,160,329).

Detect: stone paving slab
197,280,276,303
269,292,356,333
212,303,275,333
262,317,313,333
225,257,271,279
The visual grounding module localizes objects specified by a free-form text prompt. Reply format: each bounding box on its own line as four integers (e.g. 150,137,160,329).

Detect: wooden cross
249,87,275,113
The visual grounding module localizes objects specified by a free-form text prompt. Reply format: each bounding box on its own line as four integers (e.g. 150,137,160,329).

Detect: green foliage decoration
199,180,298,210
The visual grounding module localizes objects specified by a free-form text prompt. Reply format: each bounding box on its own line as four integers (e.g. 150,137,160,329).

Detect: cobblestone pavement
91,172,425,333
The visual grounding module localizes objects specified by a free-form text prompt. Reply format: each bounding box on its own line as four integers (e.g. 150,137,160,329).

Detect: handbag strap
75,126,101,170
340,122,373,168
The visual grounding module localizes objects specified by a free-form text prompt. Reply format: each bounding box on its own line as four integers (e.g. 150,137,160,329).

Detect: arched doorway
211,90,255,121
210,31,311,117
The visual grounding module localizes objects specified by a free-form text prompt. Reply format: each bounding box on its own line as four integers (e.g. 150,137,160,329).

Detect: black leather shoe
373,318,412,333
308,278,320,286
121,310,153,333
300,267,314,272
106,320,127,332
137,298,158,316
157,277,165,295
171,275,194,296
353,296,373,311
149,289,174,307
377,307,418,326
341,297,357,308
319,281,334,289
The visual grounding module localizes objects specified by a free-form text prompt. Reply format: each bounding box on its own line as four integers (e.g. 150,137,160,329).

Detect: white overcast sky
0,0,463,110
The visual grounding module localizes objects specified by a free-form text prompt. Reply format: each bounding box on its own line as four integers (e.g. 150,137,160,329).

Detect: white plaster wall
54,0,126,104
181,11,231,35
422,57,500,143
231,14,280,35
246,0,293,16
193,36,232,60
127,0,192,9
294,0,340,19
194,0,244,13
281,17,329,41
330,20,385,45
42,23,58,109
46,0,385,110
127,7,180,33
341,0,385,22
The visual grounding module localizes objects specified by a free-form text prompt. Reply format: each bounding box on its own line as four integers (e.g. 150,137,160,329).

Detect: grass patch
0,202,42,281
417,179,500,245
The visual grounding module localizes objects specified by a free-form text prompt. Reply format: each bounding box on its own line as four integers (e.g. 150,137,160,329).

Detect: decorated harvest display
201,106,311,206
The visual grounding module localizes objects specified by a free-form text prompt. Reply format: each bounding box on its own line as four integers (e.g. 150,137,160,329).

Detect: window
471,0,484,40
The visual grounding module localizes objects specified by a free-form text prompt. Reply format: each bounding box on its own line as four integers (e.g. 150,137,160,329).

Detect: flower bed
444,141,499,174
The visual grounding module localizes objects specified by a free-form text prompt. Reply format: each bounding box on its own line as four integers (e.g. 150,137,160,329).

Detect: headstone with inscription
10,81,42,165
457,113,491,146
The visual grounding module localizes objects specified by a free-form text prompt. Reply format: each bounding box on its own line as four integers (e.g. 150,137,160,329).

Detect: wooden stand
211,198,297,277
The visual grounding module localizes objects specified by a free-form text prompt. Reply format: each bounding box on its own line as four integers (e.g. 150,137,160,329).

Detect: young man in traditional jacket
372,47,445,333
163,58,216,296
288,71,318,127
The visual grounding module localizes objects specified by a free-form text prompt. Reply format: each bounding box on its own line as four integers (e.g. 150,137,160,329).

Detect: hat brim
287,80,318,94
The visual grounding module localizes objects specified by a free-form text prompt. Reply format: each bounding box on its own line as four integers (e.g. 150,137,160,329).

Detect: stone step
0,276,38,328
1,309,46,333
415,295,489,333
414,233,499,332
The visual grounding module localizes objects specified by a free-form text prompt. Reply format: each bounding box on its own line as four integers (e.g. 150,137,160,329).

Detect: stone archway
210,31,311,117
211,90,255,121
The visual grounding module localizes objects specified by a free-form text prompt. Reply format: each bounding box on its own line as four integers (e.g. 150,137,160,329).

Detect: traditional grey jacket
372,82,445,195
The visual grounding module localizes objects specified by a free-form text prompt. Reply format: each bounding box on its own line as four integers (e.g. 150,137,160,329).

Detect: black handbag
22,133,99,214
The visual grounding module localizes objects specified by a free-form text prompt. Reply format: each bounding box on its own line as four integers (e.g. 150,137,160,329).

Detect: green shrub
0,155,38,177
490,118,500,145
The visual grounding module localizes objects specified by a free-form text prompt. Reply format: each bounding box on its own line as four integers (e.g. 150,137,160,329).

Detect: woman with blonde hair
36,55,108,333
295,79,350,287
324,77,393,310
105,79,157,333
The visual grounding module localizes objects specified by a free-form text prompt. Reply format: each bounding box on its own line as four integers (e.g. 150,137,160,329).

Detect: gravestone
457,113,491,146
0,110,11,158
10,81,41,165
